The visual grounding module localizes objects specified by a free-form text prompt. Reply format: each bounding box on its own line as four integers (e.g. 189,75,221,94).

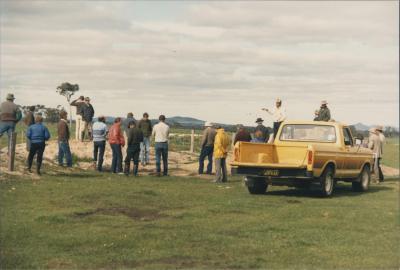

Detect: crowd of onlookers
0,93,385,182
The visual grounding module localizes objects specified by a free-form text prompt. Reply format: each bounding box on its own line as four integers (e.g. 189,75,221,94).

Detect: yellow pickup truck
231,121,374,197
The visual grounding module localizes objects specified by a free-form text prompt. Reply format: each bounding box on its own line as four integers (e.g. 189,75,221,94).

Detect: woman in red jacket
108,117,125,174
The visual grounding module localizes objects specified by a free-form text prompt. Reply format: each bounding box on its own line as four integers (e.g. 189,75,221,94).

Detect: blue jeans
93,141,106,171
140,136,151,164
110,143,123,173
155,142,168,175
58,141,72,167
199,145,214,174
0,121,16,151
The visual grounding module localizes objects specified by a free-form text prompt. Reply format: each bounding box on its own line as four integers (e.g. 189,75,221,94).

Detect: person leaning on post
108,117,125,174
70,95,85,141
57,110,72,168
198,121,216,175
124,121,144,176
152,115,170,177
24,105,36,151
92,116,108,172
26,115,50,175
0,93,22,151
213,125,231,183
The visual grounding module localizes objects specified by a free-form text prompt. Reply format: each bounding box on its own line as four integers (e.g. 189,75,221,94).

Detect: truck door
342,127,359,175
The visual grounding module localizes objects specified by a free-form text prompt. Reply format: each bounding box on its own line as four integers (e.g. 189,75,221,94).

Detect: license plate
264,169,279,176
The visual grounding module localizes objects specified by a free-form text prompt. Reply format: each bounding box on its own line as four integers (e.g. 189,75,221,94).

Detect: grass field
382,137,399,169
0,173,399,269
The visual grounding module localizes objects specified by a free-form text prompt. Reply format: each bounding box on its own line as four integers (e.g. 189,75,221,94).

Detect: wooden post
8,132,17,171
190,129,195,153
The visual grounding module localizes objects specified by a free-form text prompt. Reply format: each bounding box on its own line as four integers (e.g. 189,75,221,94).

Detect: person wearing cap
198,121,217,174
313,110,320,121
70,96,85,141
124,121,144,176
0,94,22,150
138,112,152,166
213,126,231,183
254,118,270,142
234,124,252,145
92,116,108,172
81,97,95,141
316,100,331,122
262,98,286,139
152,115,170,176
57,111,72,168
26,115,51,175
368,128,383,183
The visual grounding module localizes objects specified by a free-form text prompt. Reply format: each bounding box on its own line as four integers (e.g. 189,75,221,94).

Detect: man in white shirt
152,115,170,176
262,98,286,139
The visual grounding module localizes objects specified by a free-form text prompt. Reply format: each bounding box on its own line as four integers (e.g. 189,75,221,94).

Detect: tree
56,82,79,126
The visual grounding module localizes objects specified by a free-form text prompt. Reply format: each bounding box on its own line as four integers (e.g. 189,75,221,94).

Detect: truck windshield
280,124,336,142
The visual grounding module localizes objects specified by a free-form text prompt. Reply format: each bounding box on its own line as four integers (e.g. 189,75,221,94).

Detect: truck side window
343,128,353,146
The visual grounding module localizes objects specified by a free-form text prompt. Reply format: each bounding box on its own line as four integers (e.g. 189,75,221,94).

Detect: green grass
0,173,399,269
382,137,399,169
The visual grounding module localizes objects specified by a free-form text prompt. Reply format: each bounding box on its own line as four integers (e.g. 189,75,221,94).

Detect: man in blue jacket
26,115,51,175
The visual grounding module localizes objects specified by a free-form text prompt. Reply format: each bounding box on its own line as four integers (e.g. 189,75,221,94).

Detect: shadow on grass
265,183,394,198
52,172,100,178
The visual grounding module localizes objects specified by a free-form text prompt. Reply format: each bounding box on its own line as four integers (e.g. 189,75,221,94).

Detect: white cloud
0,1,398,127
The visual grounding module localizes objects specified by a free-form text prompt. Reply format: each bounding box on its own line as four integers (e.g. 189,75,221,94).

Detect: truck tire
319,166,335,197
352,165,370,192
247,177,268,195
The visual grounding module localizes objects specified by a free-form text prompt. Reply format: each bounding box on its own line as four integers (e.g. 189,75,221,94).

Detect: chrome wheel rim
325,173,333,193
362,171,369,189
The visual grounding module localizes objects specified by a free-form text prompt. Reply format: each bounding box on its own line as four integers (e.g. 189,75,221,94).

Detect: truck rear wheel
319,166,335,197
352,165,370,192
246,177,268,195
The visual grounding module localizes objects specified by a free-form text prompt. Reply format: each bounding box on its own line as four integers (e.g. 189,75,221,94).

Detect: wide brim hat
255,118,264,123
204,121,212,127
369,128,377,134
376,125,384,131
321,100,328,105
6,93,15,100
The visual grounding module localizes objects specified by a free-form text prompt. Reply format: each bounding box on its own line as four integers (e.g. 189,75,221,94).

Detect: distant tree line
20,104,65,123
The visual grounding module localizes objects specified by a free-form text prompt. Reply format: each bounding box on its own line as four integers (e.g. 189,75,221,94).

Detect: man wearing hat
375,126,385,182
317,100,331,121
254,118,270,142
0,93,22,146
262,98,286,139
368,128,383,183
198,121,217,174
81,97,95,141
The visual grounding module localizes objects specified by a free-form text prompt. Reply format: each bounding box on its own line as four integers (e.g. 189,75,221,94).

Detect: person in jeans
92,116,108,172
108,117,125,174
24,105,36,151
70,96,85,140
57,111,72,167
81,97,95,141
213,126,231,183
198,121,216,175
152,115,169,176
26,115,50,175
124,121,144,176
0,93,22,152
138,112,152,166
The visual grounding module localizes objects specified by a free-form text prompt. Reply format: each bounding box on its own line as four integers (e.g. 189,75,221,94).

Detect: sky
0,1,398,127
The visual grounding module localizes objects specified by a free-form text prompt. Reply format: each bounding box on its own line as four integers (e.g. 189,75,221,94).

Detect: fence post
190,129,195,153
8,132,17,171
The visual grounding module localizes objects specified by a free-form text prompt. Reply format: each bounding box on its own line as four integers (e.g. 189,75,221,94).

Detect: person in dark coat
24,106,36,151
234,125,252,145
316,100,331,121
254,118,270,142
124,121,144,176
26,115,50,175
81,97,95,141
57,111,72,167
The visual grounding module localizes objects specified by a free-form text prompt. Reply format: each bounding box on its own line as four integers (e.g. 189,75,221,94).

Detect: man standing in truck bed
262,98,286,139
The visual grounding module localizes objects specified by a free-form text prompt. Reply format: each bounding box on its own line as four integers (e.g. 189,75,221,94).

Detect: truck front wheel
246,177,268,195
319,166,335,197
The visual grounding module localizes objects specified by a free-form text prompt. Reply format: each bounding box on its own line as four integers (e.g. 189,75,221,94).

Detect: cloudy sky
0,1,398,127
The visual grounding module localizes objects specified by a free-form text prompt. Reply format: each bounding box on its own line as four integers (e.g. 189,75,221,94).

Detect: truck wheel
352,165,370,192
247,177,268,195
319,166,335,197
